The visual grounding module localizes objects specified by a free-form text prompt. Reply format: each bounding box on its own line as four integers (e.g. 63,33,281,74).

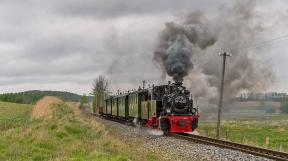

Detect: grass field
0,99,159,161
0,101,32,130
198,101,288,152
198,114,288,152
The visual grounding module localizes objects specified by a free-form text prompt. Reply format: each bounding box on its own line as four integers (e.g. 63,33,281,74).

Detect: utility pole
142,80,146,89
216,51,231,139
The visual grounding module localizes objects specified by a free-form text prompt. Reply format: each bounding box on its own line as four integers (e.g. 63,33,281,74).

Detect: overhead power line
243,34,288,49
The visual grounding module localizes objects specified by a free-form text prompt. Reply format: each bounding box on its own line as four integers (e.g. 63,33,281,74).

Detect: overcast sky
0,0,287,95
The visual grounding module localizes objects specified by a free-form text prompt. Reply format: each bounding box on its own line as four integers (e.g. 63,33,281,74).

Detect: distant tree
92,75,109,113
280,101,288,113
80,94,88,109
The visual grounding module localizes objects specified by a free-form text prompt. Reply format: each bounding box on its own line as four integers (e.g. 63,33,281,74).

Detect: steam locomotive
98,81,199,134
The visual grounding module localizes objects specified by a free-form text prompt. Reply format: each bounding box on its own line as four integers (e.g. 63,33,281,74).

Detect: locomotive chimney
175,80,183,86
168,81,171,85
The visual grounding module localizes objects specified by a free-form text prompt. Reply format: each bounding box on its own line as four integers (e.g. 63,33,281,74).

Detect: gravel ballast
98,117,273,161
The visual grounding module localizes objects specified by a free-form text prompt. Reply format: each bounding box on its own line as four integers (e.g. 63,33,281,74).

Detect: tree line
0,90,81,104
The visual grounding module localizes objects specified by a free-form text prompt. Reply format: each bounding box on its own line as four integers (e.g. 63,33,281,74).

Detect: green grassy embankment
198,115,288,152
0,98,159,161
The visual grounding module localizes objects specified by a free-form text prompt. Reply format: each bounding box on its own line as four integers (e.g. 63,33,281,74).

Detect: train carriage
104,98,110,115
128,93,138,118
107,99,112,115
112,97,118,116
117,94,129,118
140,101,149,120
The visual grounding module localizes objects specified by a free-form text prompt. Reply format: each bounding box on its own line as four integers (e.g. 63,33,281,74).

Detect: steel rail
91,113,288,160
170,133,288,161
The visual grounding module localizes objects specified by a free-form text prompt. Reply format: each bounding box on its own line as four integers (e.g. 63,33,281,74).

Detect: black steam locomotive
99,81,199,133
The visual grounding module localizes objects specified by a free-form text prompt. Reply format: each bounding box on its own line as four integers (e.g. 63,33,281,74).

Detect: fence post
265,137,269,149
279,144,283,152
242,136,245,144
225,131,228,140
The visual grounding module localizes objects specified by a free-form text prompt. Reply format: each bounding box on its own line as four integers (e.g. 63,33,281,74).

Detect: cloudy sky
0,0,287,95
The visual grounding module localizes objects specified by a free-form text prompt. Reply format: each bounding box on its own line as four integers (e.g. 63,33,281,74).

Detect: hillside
0,90,81,104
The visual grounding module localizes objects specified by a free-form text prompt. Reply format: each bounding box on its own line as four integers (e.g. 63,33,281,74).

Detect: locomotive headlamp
166,108,171,113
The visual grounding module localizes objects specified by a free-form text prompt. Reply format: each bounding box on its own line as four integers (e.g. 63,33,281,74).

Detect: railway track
170,133,288,161
91,113,288,160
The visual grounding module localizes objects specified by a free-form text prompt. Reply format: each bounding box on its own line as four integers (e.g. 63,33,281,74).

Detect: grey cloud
56,0,226,19
0,73,97,86
0,53,108,77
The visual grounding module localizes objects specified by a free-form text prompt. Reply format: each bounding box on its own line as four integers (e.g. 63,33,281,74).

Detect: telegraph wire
243,34,288,49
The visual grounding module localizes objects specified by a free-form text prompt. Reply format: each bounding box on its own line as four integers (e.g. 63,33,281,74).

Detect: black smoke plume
154,0,274,112
154,14,217,82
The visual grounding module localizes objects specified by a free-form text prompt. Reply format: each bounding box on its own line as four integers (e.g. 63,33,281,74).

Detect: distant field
200,101,282,121
0,99,159,161
0,101,32,130
198,114,288,152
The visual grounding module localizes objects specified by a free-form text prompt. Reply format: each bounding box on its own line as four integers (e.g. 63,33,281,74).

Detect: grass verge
0,101,159,161
198,115,288,152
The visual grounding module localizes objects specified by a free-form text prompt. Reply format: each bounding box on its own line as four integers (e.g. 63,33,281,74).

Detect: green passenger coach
128,93,138,117
103,88,157,122
112,98,118,116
